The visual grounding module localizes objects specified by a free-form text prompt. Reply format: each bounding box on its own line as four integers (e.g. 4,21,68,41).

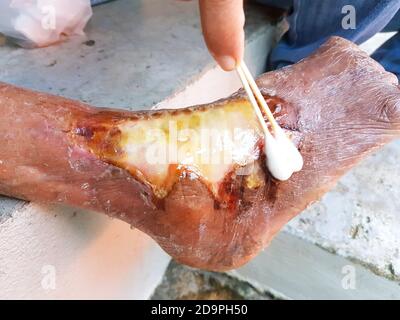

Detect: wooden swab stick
238,62,279,132
236,64,273,138
236,60,304,181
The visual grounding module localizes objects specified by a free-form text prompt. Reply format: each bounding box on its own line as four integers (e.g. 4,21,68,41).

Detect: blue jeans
257,0,400,78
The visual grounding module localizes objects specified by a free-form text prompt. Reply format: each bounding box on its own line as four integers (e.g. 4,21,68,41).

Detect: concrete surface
152,261,275,300
0,0,280,299
0,204,170,299
233,231,400,300
0,0,277,109
286,140,400,280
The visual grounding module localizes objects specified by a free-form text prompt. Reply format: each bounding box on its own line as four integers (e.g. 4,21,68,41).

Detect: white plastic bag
0,0,93,48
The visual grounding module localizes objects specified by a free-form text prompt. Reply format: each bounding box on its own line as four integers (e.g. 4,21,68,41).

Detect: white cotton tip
288,142,304,172
264,134,294,181
274,127,304,172
264,127,303,181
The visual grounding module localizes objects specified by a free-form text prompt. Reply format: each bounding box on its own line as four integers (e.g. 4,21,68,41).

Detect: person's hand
199,0,245,71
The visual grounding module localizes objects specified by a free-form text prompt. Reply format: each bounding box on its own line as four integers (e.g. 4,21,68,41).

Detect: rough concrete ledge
233,231,400,300
151,261,276,300
286,139,400,281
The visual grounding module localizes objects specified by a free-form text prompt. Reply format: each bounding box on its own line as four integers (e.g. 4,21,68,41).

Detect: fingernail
216,55,237,71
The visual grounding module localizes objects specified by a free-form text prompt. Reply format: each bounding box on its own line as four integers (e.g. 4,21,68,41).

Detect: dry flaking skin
0,37,399,270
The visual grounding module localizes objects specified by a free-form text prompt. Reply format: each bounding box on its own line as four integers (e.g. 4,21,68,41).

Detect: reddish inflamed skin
0,37,399,270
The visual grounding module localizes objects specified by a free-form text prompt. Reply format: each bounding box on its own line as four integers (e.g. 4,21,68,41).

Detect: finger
199,0,245,71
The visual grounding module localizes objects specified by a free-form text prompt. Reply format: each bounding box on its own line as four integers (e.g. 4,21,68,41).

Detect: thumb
199,0,245,71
